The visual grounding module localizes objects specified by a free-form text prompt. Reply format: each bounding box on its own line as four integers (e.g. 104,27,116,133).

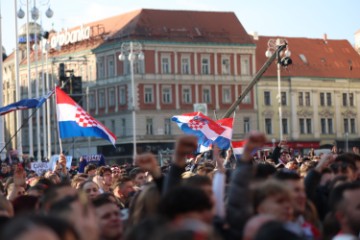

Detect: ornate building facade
3,9,257,161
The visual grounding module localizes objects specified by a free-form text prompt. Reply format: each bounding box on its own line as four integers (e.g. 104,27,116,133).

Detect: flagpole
0,1,5,160
45,43,51,160
54,85,63,154
14,0,23,162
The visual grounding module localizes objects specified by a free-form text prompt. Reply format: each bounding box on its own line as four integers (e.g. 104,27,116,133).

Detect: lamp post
265,39,292,142
118,42,144,161
17,0,53,160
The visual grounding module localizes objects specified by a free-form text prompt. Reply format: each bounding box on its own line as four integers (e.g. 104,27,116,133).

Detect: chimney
323,33,328,44
252,31,259,41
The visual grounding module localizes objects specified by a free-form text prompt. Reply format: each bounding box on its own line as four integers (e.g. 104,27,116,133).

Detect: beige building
255,35,360,151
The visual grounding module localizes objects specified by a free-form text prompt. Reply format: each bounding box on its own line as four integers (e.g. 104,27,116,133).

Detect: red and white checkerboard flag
56,86,116,146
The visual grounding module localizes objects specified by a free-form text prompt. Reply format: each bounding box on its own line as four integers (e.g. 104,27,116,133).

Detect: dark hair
329,181,360,212
182,175,212,188
84,164,97,174
12,195,39,215
159,186,212,220
97,166,112,177
0,214,80,240
39,182,72,210
254,163,277,180
254,221,303,240
92,194,115,208
112,176,132,190
129,167,146,180
273,169,301,181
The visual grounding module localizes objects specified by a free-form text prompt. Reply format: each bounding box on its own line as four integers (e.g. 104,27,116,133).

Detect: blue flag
0,90,54,116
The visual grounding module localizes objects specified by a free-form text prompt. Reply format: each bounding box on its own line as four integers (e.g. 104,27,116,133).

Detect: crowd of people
0,131,360,240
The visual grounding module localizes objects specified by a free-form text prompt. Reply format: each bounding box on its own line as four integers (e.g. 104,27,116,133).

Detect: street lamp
265,39,292,141
118,42,144,161
17,0,53,160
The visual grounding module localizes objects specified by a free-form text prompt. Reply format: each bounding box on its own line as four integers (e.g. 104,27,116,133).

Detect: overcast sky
1,0,359,54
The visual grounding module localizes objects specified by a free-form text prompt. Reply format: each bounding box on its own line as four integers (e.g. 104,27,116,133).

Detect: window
264,91,271,106
265,118,272,134
320,92,332,106
306,119,312,134
243,93,251,104
121,118,126,136
326,93,332,106
119,87,126,105
181,57,190,74
343,93,354,107
328,119,333,134
343,93,347,106
244,117,250,133
97,57,105,78
108,88,115,107
349,93,354,106
300,118,312,134
222,57,230,75
321,118,326,134
164,118,171,135
299,119,305,134
98,90,105,108
201,57,210,74
298,92,303,106
320,93,325,106
134,60,144,74
107,55,115,77
305,92,311,106
162,87,172,104
144,86,153,103
202,88,211,103
281,92,287,106
344,118,349,133
111,119,116,134
182,87,192,104
282,118,288,135
222,87,231,103
344,118,356,134
351,118,356,133
321,118,333,134
89,93,95,109
146,118,153,135
161,57,170,74
241,55,250,75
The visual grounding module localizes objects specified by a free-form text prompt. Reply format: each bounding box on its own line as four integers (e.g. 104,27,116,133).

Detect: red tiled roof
255,36,360,79
107,9,254,44
17,9,253,65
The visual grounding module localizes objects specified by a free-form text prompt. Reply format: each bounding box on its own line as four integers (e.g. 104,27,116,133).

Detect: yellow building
255,35,360,151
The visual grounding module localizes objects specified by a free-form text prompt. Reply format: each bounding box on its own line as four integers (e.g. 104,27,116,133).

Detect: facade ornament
319,109,334,118
341,109,357,118
262,110,274,117
297,108,313,117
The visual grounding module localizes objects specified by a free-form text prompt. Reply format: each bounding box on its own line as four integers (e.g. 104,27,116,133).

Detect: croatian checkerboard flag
56,87,116,146
198,118,234,153
172,112,225,146
213,118,234,149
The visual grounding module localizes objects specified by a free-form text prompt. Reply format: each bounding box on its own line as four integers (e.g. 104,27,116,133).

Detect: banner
31,162,50,176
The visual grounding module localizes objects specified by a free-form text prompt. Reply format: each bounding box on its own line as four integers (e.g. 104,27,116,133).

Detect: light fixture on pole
119,42,144,161
17,0,53,160
265,38,292,141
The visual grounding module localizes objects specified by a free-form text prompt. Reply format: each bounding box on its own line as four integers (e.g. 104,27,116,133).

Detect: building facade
3,9,257,161
255,35,360,151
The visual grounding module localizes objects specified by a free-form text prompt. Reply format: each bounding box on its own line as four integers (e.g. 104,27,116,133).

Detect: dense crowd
0,131,360,240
